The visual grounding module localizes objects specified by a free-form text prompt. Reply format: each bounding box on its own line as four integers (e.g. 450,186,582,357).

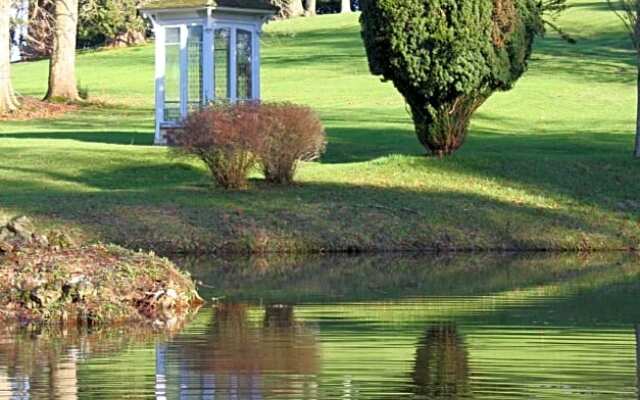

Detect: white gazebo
141,0,276,144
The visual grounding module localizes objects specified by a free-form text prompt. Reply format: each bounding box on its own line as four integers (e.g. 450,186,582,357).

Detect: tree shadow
1,161,636,253
0,102,155,145
0,131,155,145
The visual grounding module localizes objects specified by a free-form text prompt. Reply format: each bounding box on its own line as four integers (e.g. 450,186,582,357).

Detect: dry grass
0,242,202,326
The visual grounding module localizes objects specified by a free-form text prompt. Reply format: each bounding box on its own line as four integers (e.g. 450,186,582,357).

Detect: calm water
1,254,640,399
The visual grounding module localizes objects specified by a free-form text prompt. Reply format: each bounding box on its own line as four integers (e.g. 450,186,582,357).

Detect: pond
1,254,639,399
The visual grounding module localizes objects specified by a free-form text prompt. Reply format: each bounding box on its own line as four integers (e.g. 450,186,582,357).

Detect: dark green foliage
78,0,147,48
360,0,547,156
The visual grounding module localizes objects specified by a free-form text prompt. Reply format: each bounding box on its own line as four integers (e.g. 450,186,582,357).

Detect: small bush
258,103,326,185
169,102,264,190
78,82,90,100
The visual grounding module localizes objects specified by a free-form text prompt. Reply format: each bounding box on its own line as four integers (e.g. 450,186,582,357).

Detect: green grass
1,0,640,253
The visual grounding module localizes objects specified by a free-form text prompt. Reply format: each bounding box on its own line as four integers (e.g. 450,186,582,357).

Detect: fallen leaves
0,97,79,121
0,217,202,327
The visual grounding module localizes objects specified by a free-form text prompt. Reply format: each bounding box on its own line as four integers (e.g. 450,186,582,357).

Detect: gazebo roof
141,0,276,12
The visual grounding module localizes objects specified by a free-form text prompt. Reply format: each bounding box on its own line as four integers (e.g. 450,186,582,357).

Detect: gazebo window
214,28,230,100
187,25,203,112
164,27,181,122
237,29,252,100
142,0,274,144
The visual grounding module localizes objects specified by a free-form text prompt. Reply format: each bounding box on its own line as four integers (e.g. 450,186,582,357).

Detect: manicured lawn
1,0,639,253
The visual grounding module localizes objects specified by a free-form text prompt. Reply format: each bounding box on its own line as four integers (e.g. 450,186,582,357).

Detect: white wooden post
179,24,189,119
154,23,166,144
229,27,237,102
203,27,214,104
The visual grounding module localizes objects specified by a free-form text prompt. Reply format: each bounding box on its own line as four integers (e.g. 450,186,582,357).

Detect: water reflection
0,325,169,399
0,254,639,399
158,303,319,399
411,325,470,400
0,329,78,399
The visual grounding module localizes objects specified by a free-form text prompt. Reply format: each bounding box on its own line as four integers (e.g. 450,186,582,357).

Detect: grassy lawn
1,0,640,253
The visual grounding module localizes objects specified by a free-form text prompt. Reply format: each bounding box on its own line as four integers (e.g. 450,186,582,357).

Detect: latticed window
187,26,204,111
236,29,252,100
214,28,230,100
164,27,181,122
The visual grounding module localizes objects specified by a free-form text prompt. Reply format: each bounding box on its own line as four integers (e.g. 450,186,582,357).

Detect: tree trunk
45,0,79,102
279,0,304,17
412,95,487,157
340,0,351,13
291,0,305,16
109,28,147,47
634,1,640,158
0,0,20,114
635,63,640,158
305,0,317,16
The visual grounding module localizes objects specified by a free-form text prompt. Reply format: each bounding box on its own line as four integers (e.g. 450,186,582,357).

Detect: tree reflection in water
411,324,471,400
163,303,320,398
0,325,168,399
0,329,79,399
637,324,640,400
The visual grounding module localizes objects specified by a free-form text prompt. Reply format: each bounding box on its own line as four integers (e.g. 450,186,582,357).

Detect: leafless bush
169,102,264,190
257,103,326,185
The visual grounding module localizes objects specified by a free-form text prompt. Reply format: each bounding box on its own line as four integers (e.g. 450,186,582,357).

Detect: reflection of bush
411,324,470,400
179,303,319,376
264,304,295,328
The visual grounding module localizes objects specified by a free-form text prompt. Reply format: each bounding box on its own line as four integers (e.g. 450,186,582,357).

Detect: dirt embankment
0,216,203,327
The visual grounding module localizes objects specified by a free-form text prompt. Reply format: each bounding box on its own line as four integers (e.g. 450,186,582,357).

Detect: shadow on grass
0,131,155,145
1,160,637,253
323,126,420,163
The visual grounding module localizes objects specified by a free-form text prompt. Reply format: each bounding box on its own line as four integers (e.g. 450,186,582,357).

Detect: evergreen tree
360,0,554,156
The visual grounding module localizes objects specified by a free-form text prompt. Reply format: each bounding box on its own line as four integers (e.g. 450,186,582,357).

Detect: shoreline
63,226,640,256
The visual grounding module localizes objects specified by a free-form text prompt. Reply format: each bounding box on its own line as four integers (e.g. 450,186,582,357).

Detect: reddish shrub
169,102,264,189
258,103,326,184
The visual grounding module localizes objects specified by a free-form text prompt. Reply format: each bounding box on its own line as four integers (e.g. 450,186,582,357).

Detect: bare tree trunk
45,0,79,101
635,0,640,158
110,29,146,47
636,64,640,158
289,0,305,17
340,0,351,13
0,0,20,113
305,0,316,16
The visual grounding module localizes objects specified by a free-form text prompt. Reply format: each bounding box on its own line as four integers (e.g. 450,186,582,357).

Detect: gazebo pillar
153,20,166,145
202,25,214,104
